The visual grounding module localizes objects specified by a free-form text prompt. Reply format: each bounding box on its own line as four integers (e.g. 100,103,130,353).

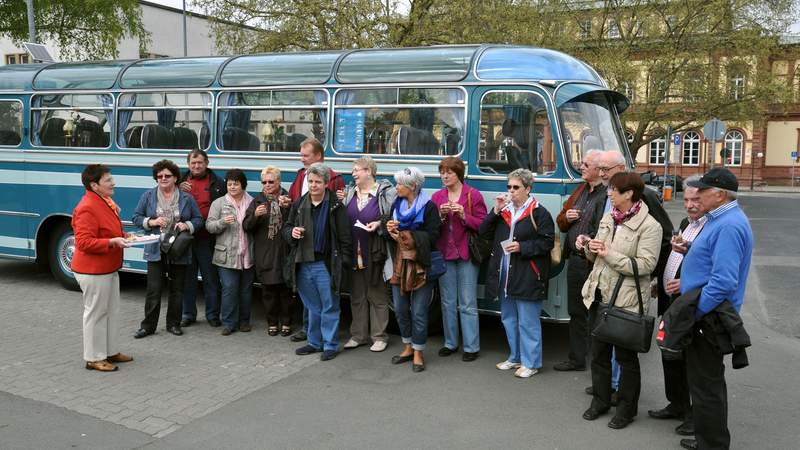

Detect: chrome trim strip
0,253,33,261
0,210,40,218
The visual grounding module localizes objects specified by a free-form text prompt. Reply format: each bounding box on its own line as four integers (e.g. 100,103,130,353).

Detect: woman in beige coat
579,172,662,430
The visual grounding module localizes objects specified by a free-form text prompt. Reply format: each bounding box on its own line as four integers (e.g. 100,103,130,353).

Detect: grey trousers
75,272,120,362
349,268,389,343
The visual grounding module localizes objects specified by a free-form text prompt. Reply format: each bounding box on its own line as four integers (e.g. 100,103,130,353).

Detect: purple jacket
431,184,488,261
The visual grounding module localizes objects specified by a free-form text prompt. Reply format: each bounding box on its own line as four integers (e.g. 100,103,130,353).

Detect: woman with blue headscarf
386,167,441,373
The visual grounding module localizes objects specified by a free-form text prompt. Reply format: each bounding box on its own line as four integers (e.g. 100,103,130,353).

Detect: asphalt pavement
0,192,798,450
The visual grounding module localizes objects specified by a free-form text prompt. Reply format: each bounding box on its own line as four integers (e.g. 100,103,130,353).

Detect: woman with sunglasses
132,159,203,339
479,168,554,378
243,166,293,337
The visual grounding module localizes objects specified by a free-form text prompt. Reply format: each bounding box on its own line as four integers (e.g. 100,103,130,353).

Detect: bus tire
48,222,80,291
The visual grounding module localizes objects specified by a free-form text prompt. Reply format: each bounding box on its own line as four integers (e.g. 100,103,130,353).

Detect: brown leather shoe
107,353,133,363
85,360,118,372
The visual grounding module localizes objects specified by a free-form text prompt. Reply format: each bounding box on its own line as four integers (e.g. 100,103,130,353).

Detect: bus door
0,96,31,259
466,85,570,320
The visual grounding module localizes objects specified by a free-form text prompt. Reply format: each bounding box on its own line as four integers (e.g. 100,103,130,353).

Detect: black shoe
166,325,183,336
290,330,307,342
462,352,479,362
208,318,222,327
553,360,586,371
221,327,233,336
610,390,619,407
391,354,413,365
679,439,698,450
648,406,683,420
412,363,425,373
585,386,594,395
582,407,608,421
320,350,338,361
133,329,153,339
295,344,321,356
608,416,634,429
239,324,252,332
438,346,457,357
179,319,194,327
675,421,695,436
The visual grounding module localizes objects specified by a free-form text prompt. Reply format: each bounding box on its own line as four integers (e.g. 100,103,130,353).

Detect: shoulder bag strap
629,256,644,315
529,207,538,232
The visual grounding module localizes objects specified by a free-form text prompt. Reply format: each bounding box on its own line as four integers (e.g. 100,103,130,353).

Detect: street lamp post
25,0,36,42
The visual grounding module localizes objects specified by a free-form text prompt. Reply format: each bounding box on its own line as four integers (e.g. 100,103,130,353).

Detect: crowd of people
71,138,753,450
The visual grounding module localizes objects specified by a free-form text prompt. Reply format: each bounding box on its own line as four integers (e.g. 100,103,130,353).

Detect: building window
730,73,746,100
649,137,666,165
682,131,700,166
579,20,592,39
621,82,636,103
723,130,743,166
607,19,620,39
5,53,30,65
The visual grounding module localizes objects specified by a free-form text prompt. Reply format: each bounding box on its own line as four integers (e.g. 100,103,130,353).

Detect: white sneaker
514,366,538,378
344,338,361,349
370,341,388,352
496,360,522,371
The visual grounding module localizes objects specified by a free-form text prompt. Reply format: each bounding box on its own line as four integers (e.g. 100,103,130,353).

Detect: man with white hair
678,168,753,450
553,150,606,372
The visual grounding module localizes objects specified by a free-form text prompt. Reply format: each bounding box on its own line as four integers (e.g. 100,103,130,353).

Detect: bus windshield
557,90,627,171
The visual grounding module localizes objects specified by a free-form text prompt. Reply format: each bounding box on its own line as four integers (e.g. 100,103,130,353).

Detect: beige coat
581,202,662,314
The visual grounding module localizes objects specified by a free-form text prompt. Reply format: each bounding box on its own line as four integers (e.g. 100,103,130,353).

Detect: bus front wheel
49,222,80,291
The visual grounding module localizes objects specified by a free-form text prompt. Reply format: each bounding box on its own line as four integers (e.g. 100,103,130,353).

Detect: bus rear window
0,101,22,146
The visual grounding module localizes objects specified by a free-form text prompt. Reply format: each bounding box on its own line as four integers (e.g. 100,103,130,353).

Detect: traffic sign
673,133,681,145
703,118,726,141
792,151,798,158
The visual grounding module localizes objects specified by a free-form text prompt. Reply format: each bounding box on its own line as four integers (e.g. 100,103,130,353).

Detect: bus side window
0,101,22,146
31,94,112,149
118,92,211,150
478,91,555,176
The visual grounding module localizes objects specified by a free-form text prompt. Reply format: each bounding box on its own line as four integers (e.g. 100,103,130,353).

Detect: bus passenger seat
398,126,439,155
199,125,211,150
124,126,143,148
40,117,66,146
141,124,174,149
172,127,199,150
0,130,21,146
75,120,106,147
222,127,260,151
285,133,307,152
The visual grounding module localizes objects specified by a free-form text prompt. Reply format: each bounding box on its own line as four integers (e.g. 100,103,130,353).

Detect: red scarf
611,200,642,225
500,196,539,226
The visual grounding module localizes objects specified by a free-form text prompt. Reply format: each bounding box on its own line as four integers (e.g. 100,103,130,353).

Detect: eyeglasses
507,184,523,191
261,180,276,185
598,164,623,173
156,174,173,180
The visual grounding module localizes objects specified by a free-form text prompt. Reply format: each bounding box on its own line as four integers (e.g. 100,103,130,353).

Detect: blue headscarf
393,191,430,231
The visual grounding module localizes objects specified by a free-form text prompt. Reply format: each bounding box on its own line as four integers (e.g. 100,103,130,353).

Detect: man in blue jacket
678,168,753,450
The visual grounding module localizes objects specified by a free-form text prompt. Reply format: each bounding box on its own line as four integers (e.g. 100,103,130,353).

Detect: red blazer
71,191,124,275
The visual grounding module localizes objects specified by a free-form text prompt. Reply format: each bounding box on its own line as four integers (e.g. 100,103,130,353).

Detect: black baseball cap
687,167,739,192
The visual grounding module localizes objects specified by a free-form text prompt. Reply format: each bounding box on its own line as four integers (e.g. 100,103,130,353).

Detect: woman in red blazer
71,164,133,372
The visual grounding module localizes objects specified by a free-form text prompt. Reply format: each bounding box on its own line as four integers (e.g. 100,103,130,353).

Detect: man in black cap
677,167,753,450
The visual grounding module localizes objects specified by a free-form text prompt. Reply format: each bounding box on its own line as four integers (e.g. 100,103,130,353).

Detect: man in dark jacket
553,149,606,372
178,150,226,327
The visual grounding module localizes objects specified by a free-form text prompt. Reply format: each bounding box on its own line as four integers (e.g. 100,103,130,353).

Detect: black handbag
466,191,491,265
591,257,655,353
160,227,194,261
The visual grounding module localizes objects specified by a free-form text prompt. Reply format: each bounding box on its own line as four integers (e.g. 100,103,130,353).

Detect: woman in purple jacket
431,157,487,361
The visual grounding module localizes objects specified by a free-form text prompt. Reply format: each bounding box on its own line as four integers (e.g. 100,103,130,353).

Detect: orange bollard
663,185,673,202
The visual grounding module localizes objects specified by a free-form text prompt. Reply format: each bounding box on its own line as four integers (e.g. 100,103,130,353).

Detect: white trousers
75,272,120,362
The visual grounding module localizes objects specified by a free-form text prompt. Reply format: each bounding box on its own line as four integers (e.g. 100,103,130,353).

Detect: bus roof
6,45,604,91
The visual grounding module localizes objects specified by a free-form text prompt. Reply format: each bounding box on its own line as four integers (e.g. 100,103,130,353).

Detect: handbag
160,227,194,261
591,257,655,353
529,206,562,266
427,250,446,281
466,191,491,265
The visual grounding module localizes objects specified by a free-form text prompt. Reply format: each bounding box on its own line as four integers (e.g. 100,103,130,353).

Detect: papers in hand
354,220,371,231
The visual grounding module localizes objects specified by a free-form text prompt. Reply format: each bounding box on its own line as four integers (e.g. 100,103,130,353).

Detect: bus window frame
0,99,24,148
214,88,330,154
330,84,468,158
471,88,564,181
116,90,214,153
29,92,114,151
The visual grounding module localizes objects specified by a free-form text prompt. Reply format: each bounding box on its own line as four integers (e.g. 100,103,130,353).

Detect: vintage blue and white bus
0,45,631,321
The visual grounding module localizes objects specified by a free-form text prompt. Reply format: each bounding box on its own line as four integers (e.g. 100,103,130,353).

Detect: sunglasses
261,180,276,185
156,174,173,180
507,184,523,190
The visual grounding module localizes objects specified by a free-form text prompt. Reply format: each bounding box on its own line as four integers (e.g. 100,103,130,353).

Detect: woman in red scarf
72,164,133,372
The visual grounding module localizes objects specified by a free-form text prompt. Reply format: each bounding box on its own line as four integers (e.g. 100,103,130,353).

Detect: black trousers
589,302,641,419
141,259,186,332
261,282,292,327
687,326,730,450
662,353,692,419
566,254,591,366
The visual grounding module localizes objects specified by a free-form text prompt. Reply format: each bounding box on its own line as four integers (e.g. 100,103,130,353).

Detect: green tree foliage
0,0,149,60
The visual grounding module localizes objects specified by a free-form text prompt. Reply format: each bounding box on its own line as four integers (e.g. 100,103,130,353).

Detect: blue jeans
612,349,621,390
438,259,480,353
391,282,434,351
500,293,543,370
218,266,254,330
182,238,221,322
296,261,340,351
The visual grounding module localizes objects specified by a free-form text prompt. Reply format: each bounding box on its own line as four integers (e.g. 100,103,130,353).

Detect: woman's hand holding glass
364,221,380,232
587,239,607,257
449,201,465,219
503,240,520,253
386,219,400,240
254,204,268,217
494,194,509,214
149,216,167,229
575,234,591,250
174,222,188,232
291,226,305,239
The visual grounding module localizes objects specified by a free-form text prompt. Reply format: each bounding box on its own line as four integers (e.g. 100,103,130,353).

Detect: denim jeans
391,282,434,351
182,237,221,322
500,293,543,369
218,266,254,331
296,261,340,351
438,259,480,353
612,349,621,390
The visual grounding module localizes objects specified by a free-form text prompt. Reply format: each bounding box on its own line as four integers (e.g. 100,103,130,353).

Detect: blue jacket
132,187,203,264
680,201,753,318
